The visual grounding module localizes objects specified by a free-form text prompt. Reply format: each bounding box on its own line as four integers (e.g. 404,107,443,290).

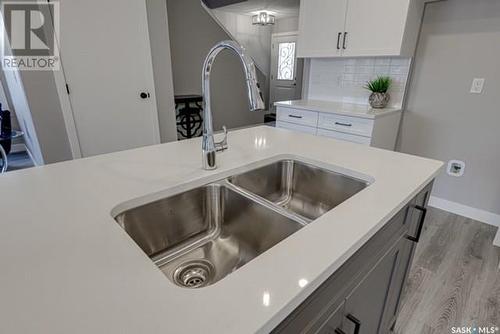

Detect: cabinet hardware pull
335,122,352,127
335,329,347,334
343,32,348,49
288,114,303,119
406,205,427,243
337,32,342,50
346,314,361,334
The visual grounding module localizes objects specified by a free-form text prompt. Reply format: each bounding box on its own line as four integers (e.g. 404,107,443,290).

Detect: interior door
57,0,160,157
270,34,304,110
342,0,410,57
297,0,348,57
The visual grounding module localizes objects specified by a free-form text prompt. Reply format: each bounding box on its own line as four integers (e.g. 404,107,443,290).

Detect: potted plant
364,76,392,109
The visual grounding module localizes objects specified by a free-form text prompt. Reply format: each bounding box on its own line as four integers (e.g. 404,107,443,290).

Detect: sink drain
173,260,214,288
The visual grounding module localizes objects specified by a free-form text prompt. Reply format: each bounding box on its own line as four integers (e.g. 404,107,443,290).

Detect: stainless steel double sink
114,159,369,288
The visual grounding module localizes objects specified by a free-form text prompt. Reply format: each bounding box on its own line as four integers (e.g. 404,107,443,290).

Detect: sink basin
228,160,369,220
115,183,303,288
114,158,369,288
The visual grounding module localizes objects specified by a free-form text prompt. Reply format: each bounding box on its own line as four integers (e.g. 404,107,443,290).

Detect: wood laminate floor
395,207,500,333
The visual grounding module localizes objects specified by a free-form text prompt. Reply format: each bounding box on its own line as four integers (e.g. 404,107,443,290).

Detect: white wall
0,79,26,151
399,0,500,218
0,80,14,129
1,1,75,164
211,10,272,77
14,69,73,164
1,68,44,165
306,57,410,107
166,0,264,131
0,81,11,114
273,16,299,34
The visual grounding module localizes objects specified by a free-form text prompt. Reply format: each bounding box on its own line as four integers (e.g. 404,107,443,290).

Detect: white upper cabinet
343,0,414,57
297,0,348,58
298,0,424,58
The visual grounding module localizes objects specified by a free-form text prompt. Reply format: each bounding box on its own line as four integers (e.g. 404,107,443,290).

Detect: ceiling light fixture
252,11,275,26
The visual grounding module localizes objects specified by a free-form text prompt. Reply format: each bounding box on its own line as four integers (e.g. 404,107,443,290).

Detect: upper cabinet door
342,0,412,57
297,0,348,58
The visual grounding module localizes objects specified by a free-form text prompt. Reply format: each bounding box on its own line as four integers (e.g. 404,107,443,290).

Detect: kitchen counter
275,99,401,119
0,126,442,334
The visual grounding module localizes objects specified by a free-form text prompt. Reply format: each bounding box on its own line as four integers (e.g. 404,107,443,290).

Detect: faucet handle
215,126,228,152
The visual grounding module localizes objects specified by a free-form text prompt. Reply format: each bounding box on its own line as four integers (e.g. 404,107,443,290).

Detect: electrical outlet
447,160,465,177
470,78,485,94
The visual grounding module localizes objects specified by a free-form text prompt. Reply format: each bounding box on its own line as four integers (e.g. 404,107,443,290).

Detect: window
277,42,296,80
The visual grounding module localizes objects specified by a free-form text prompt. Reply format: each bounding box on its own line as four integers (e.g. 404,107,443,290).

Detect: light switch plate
470,78,485,94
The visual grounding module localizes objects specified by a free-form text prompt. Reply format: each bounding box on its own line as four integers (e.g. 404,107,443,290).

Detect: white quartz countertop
275,99,401,119
0,126,442,334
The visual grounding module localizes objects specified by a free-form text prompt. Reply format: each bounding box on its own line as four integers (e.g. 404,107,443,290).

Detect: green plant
364,76,392,93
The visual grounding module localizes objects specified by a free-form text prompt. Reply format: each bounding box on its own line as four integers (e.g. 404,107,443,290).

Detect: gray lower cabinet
272,182,433,334
378,237,414,333
341,235,412,334
317,302,345,334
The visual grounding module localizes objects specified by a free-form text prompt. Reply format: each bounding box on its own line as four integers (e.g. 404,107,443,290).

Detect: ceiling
214,0,300,19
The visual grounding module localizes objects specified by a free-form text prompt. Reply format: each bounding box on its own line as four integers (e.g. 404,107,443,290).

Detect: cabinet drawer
318,113,374,137
277,106,319,127
277,121,317,135
317,128,371,146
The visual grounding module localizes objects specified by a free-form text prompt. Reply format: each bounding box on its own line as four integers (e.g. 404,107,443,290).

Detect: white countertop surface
275,99,401,119
0,126,442,334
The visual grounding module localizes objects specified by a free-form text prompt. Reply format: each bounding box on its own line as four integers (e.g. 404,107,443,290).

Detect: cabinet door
297,0,348,57
342,235,407,334
342,0,411,57
317,302,345,334
379,184,432,331
379,238,414,333
407,183,432,240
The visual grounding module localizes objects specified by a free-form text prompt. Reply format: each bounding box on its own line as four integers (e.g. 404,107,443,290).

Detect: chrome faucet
201,40,265,170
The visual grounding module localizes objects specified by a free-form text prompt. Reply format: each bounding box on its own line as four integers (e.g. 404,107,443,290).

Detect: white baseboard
429,196,500,249
429,196,500,250
428,196,500,228
494,231,500,248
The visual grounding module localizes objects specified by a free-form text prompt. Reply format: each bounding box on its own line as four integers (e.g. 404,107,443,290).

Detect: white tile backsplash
306,57,411,107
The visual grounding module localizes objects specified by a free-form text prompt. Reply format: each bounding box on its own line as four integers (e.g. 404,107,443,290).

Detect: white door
57,0,160,157
270,34,304,109
342,0,410,57
297,0,348,57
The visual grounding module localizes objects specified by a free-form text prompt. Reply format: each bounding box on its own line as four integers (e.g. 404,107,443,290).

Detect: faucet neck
201,40,265,170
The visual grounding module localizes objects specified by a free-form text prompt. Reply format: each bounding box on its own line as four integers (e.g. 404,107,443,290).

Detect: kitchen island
0,126,442,334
